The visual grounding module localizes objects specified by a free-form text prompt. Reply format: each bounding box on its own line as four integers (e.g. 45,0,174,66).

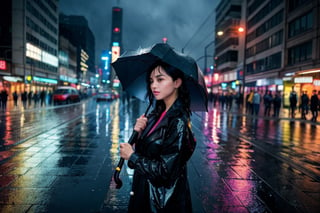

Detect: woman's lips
153,91,160,96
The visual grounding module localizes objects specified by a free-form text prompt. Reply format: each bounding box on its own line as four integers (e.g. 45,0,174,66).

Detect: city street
0,98,319,213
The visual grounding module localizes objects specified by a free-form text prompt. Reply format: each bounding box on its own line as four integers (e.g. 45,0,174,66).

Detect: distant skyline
59,0,219,68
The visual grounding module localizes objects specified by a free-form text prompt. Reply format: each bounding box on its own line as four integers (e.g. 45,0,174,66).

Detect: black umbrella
112,43,208,111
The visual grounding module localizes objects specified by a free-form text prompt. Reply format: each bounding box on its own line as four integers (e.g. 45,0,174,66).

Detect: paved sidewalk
101,101,320,212
0,98,319,212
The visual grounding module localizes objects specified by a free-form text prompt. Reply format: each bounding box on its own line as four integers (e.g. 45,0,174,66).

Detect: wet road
0,98,319,212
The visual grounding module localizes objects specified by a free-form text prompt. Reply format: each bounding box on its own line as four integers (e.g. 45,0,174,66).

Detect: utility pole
204,40,215,72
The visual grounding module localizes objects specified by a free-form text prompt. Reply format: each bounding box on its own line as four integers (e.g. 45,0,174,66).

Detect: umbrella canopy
112,43,208,111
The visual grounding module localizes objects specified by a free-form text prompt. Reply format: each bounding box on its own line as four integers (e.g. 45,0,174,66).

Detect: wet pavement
0,98,319,213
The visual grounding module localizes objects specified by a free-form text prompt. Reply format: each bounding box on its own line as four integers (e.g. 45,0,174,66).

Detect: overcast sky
59,0,219,69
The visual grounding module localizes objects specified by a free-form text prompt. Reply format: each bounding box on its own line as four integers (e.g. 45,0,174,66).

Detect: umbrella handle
113,103,152,189
114,130,138,189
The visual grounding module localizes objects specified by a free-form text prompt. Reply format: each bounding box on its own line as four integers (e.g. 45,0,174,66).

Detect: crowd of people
246,90,282,117
208,89,320,122
289,90,320,122
0,89,53,110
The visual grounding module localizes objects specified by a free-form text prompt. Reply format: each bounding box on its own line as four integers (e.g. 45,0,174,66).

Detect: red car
53,86,81,105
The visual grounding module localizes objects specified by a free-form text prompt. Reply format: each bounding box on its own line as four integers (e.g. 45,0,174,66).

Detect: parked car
53,86,81,105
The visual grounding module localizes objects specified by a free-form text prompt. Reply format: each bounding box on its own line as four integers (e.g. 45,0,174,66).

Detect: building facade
245,0,285,95
213,0,320,107
58,35,78,87
0,0,59,98
59,14,96,92
214,0,244,94
281,0,320,106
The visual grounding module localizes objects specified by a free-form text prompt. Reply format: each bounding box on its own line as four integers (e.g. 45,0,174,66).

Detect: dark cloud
59,0,218,68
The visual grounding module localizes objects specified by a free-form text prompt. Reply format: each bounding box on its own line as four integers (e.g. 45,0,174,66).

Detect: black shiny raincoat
127,99,196,213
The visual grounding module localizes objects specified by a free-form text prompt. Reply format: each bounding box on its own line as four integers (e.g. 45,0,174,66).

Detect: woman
120,61,196,212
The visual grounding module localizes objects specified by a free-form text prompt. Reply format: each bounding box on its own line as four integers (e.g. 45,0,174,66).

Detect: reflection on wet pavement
0,99,319,213
189,108,320,212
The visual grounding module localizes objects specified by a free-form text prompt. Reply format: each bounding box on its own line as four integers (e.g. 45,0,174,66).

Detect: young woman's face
149,66,181,106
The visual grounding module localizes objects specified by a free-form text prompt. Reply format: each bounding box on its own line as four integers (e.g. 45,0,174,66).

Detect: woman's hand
120,143,134,160
133,114,148,133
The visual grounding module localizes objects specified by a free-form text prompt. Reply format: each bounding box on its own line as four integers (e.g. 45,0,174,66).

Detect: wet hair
145,61,191,116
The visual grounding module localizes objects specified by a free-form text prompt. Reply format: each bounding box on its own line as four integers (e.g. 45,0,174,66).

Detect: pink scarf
147,111,166,136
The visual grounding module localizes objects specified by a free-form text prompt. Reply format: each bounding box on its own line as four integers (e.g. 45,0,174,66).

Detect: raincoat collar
142,98,187,139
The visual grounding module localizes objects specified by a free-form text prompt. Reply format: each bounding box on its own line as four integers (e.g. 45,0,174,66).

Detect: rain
0,0,320,213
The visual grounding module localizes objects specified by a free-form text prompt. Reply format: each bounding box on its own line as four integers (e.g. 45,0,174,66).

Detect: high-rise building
0,0,59,96
110,7,123,49
108,7,123,89
58,35,78,87
245,0,284,93
59,14,95,90
214,0,244,93
244,0,320,107
281,0,320,106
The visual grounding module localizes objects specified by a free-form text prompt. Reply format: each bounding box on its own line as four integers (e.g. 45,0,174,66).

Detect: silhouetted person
273,92,281,117
21,91,28,108
300,91,309,120
252,90,261,116
40,90,46,106
28,91,33,106
33,91,39,107
13,91,19,107
263,90,272,116
246,90,254,114
289,91,297,118
226,92,233,111
1,90,8,110
310,90,319,122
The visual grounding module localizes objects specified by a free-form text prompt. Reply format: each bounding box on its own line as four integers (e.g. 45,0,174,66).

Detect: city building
245,0,284,95
58,35,78,87
243,0,320,107
0,0,59,97
281,0,320,106
213,0,320,107
214,0,244,94
109,7,123,90
59,14,96,92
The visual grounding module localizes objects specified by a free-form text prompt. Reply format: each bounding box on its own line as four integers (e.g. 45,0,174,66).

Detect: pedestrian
21,91,28,108
300,91,309,120
246,90,254,114
33,91,39,107
1,90,8,110
252,90,261,115
263,90,273,116
40,89,46,106
213,93,218,107
119,62,196,212
12,91,19,107
28,91,33,106
47,90,53,105
226,92,233,111
273,92,281,117
219,92,226,109
289,90,298,118
310,90,319,122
